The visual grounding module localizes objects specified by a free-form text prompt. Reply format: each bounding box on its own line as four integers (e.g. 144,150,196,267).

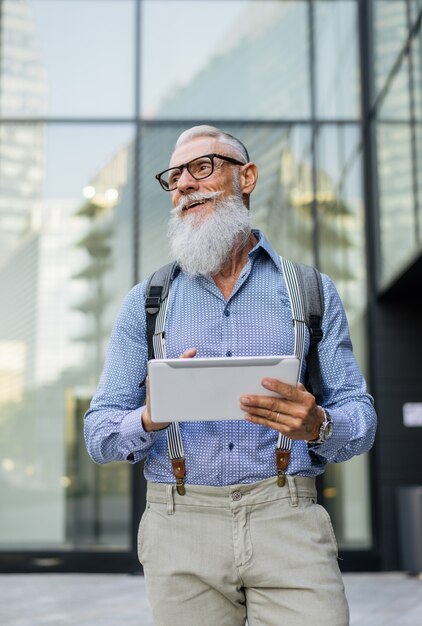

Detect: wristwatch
309,408,333,445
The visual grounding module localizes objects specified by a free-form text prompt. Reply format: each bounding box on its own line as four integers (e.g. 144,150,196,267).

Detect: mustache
171,191,223,215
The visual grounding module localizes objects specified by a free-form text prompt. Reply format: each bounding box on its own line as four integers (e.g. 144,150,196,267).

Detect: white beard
167,191,251,277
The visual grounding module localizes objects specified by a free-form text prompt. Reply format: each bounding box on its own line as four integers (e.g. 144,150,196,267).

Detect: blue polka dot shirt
84,230,377,485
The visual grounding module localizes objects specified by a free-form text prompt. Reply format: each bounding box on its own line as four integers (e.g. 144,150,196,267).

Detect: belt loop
166,484,175,515
287,475,298,507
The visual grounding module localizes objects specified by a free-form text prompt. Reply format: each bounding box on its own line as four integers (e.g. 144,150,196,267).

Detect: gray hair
175,125,250,163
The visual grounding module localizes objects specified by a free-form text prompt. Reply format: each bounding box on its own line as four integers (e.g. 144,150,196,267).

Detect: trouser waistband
146,475,316,514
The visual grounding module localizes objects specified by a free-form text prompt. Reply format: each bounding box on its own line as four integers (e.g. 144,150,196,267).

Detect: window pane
378,52,411,121
412,27,422,122
413,31,422,240
316,124,372,549
417,122,422,243
0,0,135,118
376,123,416,286
315,1,361,120
246,125,314,264
141,1,310,120
373,0,408,102
317,125,366,327
0,123,135,548
138,123,313,279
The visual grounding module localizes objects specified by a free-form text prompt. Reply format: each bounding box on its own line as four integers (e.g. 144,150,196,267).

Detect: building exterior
0,0,421,573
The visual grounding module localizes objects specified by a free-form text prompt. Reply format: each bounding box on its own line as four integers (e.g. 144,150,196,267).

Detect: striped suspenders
145,257,322,494
275,257,307,486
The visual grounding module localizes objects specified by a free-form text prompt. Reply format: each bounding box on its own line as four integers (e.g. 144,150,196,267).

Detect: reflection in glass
138,124,313,280
0,124,134,549
141,0,310,120
0,0,135,118
0,0,48,117
417,122,422,243
316,124,372,550
317,125,366,332
373,0,408,103
412,31,422,121
378,52,411,121
377,123,416,285
410,0,422,25
412,32,422,242
315,1,361,120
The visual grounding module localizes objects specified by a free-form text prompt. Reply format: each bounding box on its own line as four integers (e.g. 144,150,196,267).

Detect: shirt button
232,491,242,501
226,350,232,357
224,309,230,317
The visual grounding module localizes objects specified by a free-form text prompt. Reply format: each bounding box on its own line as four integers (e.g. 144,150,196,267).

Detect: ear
239,162,258,197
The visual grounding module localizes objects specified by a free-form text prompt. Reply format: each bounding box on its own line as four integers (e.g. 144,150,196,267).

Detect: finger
244,412,287,433
240,394,291,414
240,399,278,420
180,347,197,358
245,405,302,428
245,412,304,439
261,377,299,398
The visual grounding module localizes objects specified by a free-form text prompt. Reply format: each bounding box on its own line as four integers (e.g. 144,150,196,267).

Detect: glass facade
372,0,422,287
1,0,420,569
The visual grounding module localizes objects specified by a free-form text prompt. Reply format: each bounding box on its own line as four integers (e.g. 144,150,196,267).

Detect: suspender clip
176,478,186,496
277,470,286,487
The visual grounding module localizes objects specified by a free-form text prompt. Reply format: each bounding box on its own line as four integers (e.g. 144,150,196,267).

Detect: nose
176,167,200,194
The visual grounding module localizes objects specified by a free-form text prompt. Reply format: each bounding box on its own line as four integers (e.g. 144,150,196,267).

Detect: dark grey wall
371,290,422,570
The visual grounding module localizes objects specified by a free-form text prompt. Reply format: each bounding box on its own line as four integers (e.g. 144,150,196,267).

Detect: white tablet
148,355,300,422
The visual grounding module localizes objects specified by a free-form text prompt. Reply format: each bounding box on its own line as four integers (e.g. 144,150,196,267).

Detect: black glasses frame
155,153,246,191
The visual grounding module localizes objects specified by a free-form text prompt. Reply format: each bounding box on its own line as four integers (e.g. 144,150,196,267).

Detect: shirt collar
248,229,282,272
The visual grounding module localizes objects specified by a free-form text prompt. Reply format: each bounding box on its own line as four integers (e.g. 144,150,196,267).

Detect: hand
240,379,324,441
141,348,197,432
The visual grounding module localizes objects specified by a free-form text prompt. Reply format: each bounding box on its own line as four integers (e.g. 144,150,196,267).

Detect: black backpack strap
144,261,177,365
292,262,324,405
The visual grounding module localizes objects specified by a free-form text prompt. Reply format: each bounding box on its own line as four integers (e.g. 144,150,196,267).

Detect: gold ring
275,412,281,423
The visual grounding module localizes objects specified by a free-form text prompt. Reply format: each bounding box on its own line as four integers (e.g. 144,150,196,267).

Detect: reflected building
158,2,309,120
73,142,134,385
0,0,48,268
373,1,419,284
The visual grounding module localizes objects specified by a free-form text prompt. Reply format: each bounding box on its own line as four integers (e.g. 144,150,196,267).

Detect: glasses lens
188,156,213,180
159,168,180,190
159,156,214,190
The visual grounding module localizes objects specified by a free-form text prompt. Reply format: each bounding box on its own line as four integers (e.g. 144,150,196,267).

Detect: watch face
318,410,333,442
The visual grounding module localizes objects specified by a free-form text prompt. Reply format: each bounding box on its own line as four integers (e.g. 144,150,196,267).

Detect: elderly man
84,125,376,626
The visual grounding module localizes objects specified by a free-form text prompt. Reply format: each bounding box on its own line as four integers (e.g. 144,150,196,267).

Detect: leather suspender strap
171,458,186,496
275,449,290,487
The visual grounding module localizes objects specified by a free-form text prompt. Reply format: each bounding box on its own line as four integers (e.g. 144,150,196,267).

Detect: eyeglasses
155,153,246,191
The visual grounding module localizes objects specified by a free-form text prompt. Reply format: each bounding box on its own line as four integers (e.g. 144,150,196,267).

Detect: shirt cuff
120,406,162,456
307,408,351,456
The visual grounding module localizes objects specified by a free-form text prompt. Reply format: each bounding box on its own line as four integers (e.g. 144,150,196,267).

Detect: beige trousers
138,476,349,626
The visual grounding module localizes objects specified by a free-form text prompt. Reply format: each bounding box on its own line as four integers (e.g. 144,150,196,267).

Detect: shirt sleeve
84,282,162,464
307,273,377,463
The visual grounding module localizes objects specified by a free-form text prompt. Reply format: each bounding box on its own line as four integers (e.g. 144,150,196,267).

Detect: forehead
169,136,231,168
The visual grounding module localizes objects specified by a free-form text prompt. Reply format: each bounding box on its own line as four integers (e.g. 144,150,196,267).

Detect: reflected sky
30,0,135,117
141,0,246,116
